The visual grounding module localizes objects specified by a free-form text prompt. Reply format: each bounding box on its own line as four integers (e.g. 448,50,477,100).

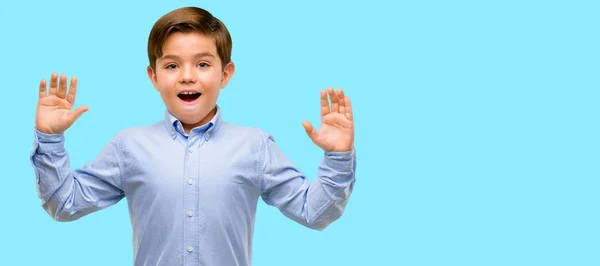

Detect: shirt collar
163,105,223,140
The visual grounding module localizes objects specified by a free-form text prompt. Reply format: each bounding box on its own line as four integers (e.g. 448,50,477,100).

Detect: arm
30,130,124,222
258,134,356,231
30,73,124,222
259,87,356,230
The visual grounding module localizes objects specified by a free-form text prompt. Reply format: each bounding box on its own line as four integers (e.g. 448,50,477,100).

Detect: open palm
302,88,354,152
36,73,88,134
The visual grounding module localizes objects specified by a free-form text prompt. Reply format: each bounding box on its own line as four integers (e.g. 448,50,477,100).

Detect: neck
182,106,217,134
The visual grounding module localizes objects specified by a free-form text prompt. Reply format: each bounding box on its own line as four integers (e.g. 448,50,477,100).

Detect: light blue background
1,0,599,265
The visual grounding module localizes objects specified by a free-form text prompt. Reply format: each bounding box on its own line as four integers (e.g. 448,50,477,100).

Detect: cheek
198,71,223,87
156,73,177,88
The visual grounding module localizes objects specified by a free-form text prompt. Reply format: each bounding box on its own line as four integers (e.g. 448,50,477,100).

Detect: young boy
30,6,356,266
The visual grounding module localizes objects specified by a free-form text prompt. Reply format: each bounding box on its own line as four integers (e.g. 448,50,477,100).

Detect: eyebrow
161,53,215,61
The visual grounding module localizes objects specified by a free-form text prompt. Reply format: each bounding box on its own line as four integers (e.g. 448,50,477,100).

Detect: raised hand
35,73,88,134
302,87,354,152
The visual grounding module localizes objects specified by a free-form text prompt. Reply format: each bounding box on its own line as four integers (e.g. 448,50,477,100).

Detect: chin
177,113,202,122
180,110,212,124
168,102,215,122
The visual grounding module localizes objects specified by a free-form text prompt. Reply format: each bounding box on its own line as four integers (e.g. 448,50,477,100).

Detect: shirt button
206,132,211,138
170,130,175,136
188,148,194,153
187,246,193,252
187,211,193,217
188,179,193,185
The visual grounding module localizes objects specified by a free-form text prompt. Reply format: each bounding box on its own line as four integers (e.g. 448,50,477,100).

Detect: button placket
183,138,200,265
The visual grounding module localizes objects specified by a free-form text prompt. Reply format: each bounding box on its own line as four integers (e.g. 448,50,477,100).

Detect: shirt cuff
323,147,356,172
33,128,65,154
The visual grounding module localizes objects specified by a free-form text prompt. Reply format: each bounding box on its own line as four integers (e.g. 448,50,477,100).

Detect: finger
66,76,78,105
39,79,47,99
344,96,353,121
49,72,58,96
337,88,346,115
302,121,319,142
57,74,67,99
68,105,89,124
320,89,329,117
328,87,339,113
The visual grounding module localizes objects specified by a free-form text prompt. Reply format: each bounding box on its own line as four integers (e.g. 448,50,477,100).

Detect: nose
178,65,196,83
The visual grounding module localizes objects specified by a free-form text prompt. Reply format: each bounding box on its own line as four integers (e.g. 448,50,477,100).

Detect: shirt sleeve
29,129,125,222
257,132,356,231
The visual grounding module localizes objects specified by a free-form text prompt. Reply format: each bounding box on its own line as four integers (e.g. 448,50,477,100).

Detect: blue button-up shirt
29,106,356,266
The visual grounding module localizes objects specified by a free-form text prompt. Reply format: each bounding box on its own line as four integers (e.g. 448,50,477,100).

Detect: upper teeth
181,91,197,95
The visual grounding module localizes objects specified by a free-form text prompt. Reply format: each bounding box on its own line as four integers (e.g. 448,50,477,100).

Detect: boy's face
147,31,234,131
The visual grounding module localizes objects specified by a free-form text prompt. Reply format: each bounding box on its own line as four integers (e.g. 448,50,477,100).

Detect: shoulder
217,122,276,155
111,121,167,146
220,121,273,142
115,124,157,138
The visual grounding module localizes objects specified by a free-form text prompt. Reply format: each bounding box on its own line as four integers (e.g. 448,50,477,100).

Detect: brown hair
147,7,232,71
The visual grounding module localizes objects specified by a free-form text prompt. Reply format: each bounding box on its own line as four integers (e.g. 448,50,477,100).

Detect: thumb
68,105,89,124
302,121,319,142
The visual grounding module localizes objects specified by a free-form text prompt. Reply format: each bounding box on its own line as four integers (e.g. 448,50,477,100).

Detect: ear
147,66,159,91
220,62,235,88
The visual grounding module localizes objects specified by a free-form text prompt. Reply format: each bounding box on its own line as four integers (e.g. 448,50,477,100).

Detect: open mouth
178,92,201,102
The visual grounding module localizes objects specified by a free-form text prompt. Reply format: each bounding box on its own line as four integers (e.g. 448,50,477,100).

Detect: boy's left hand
302,88,354,152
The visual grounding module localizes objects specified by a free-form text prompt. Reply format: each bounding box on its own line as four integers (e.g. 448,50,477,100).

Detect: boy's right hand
35,73,88,134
